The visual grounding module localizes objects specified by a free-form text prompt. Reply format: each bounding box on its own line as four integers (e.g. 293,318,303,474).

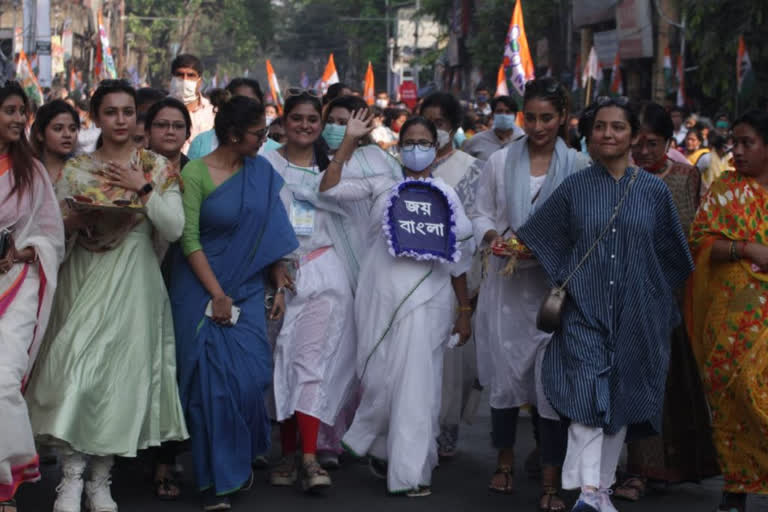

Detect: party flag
96,9,117,80
495,62,509,97
738,35,755,101
676,54,685,107
582,46,601,87
321,53,339,93
266,60,284,114
663,46,674,95
502,0,534,97
15,50,43,106
609,50,623,96
363,62,375,105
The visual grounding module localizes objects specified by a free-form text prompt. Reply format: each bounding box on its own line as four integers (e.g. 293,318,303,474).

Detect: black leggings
490,407,568,467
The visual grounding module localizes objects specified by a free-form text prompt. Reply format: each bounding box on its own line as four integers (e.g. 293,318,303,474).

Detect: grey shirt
461,127,526,162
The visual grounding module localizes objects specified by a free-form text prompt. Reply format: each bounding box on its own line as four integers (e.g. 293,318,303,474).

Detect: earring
232,138,239,144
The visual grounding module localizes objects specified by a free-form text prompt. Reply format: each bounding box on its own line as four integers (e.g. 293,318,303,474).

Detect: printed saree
686,170,768,494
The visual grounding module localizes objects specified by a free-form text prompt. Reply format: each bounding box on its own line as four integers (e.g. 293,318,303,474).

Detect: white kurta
471,149,558,418
328,176,473,492
432,150,483,435
264,151,356,425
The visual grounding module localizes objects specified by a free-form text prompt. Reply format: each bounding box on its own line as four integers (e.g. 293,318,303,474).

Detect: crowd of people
2,52,768,512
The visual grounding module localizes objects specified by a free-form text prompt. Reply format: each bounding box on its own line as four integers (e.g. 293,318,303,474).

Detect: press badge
290,198,316,236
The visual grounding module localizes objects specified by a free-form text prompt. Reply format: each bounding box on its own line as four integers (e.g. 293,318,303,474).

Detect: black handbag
536,169,638,333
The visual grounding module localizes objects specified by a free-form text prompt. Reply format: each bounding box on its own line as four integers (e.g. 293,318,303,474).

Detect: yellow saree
686,171,768,494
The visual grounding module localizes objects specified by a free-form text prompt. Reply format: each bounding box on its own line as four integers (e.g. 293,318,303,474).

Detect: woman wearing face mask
419,91,485,459
187,78,281,160
470,78,590,509
262,90,368,492
463,96,525,161
31,100,79,184
25,80,189,512
168,95,298,511
319,116,473,496
613,102,718,503
0,82,65,512
316,95,401,468
504,97,692,512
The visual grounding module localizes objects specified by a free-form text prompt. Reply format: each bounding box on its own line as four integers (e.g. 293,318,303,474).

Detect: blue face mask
400,145,436,172
493,113,517,131
322,123,347,150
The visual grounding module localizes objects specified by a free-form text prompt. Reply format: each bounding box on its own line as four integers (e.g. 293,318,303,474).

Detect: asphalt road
16,411,768,511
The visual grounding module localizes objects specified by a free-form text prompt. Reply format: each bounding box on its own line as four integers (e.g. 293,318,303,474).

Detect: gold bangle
457,306,473,313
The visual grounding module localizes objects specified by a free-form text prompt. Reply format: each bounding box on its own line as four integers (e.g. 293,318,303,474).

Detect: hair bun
208,88,232,110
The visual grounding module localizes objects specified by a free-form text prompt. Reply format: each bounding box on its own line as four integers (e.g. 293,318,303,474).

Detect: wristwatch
137,183,154,197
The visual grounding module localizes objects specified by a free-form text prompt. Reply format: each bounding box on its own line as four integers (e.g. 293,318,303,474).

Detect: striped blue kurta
517,164,693,435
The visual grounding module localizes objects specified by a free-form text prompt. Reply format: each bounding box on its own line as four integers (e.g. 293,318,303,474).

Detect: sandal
0,500,16,512
269,457,297,487
488,464,514,494
539,466,565,511
613,475,646,502
406,486,432,497
301,460,331,492
154,477,181,501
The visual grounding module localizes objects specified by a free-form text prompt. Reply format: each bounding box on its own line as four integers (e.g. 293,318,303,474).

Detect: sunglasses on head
596,96,630,107
286,87,321,99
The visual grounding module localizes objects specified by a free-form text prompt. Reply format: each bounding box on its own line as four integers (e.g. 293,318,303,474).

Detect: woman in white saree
0,81,65,512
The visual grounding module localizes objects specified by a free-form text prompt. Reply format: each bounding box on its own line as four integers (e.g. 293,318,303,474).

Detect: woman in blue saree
168,96,298,511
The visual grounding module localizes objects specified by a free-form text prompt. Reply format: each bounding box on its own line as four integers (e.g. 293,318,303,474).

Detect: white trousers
561,423,627,490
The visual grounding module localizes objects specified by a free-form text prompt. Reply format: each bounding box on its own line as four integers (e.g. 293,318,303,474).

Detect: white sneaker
85,477,117,512
85,456,117,512
54,476,84,512
599,488,619,512
53,452,86,512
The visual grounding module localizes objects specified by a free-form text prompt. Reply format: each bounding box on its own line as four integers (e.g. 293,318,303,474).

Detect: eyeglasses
286,87,322,99
401,142,435,152
246,126,270,140
152,121,187,132
596,96,630,107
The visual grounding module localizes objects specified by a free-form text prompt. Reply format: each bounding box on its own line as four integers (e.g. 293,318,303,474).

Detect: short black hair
226,77,264,104
398,116,438,146
145,97,192,140
136,87,165,110
733,110,768,144
490,95,518,114
171,54,203,76
593,98,640,136
324,95,369,122
323,83,350,105
419,91,463,131
638,102,674,141
475,84,490,92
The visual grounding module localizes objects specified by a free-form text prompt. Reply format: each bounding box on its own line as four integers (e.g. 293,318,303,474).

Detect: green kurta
25,149,189,457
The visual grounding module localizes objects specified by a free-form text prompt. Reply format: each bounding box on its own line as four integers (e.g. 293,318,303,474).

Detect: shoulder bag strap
559,168,638,290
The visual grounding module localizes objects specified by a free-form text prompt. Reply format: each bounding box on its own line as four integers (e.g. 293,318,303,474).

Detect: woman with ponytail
262,90,362,493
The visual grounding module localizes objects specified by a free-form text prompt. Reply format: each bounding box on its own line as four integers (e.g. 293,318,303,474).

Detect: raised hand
345,109,374,140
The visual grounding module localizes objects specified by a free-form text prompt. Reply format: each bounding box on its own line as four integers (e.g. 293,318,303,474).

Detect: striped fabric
517,164,693,435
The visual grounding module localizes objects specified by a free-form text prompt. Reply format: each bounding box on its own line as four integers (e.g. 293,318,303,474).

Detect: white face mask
437,129,452,149
170,76,198,104
265,115,276,126
375,98,389,108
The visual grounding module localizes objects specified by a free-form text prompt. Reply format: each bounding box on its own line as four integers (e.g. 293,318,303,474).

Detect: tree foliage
683,0,767,113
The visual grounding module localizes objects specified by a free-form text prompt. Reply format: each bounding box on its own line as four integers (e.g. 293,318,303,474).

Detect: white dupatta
0,161,65,382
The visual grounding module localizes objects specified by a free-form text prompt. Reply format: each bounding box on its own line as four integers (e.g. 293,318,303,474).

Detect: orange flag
321,54,339,93
503,0,535,97
363,62,375,105
265,59,284,114
495,63,509,97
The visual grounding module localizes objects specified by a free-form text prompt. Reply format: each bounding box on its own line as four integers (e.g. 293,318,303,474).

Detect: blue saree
168,156,298,495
